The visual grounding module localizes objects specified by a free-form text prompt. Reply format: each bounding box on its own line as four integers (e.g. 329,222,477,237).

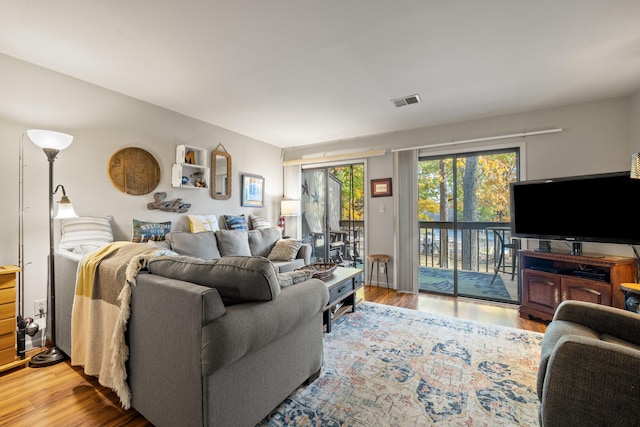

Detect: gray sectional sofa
54,225,328,427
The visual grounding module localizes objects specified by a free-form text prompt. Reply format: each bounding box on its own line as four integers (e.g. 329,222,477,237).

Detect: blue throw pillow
223,214,248,231
132,219,171,243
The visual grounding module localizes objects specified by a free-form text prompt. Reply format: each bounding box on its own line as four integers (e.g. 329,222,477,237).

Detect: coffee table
320,267,364,332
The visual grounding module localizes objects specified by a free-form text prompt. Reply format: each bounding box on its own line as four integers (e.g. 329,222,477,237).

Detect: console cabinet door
522,270,561,316
561,277,612,306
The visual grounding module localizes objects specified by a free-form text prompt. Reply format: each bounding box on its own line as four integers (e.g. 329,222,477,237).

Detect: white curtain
393,149,418,293
283,164,302,239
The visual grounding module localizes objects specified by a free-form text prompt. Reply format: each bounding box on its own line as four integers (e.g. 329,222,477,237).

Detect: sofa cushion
147,255,280,303
268,239,303,262
166,231,221,259
247,227,282,258
223,214,248,231
187,214,220,233
271,258,306,273
215,230,252,256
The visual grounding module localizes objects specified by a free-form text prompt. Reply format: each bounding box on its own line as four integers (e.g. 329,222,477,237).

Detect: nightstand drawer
329,280,353,304
0,318,14,336
0,346,14,365
0,302,15,320
0,287,15,305
0,274,16,289
0,332,14,350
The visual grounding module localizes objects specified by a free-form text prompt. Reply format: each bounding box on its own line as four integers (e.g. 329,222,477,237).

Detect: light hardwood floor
0,287,546,426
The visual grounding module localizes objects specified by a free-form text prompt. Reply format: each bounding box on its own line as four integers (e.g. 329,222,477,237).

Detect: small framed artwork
371,178,392,197
241,173,265,207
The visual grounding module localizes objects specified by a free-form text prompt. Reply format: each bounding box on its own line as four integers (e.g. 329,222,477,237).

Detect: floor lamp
280,199,301,238
27,129,77,368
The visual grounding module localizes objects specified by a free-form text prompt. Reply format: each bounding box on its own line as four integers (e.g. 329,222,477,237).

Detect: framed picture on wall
241,173,265,207
371,178,392,197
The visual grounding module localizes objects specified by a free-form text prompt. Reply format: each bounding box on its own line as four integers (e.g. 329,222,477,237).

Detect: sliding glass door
418,149,519,303
301,164,364,267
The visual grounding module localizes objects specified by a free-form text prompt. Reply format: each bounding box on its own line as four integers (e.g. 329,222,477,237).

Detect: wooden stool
367,254,390,290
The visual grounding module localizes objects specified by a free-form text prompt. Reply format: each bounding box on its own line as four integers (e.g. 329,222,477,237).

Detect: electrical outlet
35,299,47,318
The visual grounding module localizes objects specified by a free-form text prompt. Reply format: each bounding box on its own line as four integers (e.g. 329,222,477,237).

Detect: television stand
519,250,638,322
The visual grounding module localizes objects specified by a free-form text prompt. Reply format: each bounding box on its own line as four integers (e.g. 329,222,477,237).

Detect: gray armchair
538,300,640,426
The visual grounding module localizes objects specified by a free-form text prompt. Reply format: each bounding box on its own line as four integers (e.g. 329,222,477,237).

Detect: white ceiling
1,1,640,148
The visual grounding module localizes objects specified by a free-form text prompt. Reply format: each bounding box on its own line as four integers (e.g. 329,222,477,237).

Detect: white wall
0,54,283,319
284,96,636,287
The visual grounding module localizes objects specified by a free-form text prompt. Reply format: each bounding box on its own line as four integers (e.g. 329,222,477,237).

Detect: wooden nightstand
0,265,23,371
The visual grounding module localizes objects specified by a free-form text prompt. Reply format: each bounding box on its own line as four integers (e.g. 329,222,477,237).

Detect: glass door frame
418,146,521,303
301,162,365,267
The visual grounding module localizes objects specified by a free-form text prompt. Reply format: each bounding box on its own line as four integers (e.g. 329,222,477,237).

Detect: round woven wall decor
108,147,161,195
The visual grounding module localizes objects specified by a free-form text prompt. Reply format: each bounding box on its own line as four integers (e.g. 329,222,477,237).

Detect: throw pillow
277,270,314,288
268,239,302,262
59,216,113,252
188,214,220,233
223,214,248,231
147,255,281,303
131,219,171,243
247,227,282,258
249,214,271,229
165,231,221,259
215,229,251,256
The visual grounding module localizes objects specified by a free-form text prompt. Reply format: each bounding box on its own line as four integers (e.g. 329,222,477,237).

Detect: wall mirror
211,143,232,200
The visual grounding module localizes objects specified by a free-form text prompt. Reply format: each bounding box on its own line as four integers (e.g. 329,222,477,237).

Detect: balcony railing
419,221,515,274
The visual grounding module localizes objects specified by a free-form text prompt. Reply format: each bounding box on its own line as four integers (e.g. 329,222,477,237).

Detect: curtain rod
282,149,386,166
391,128,563,153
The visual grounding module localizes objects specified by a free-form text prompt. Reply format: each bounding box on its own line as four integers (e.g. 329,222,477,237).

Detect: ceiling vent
391,94,421,108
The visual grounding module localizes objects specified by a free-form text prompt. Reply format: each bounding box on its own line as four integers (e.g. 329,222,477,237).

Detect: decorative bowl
297,262,337,279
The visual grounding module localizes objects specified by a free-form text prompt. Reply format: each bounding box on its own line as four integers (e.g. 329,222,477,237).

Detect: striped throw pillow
250,215,271,229
59,216,113,252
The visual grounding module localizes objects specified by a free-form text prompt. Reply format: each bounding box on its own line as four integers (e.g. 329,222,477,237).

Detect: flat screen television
510,171,640,249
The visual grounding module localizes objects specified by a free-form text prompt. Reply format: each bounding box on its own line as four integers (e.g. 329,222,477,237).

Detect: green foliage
329,164,365,220
418,151,517,222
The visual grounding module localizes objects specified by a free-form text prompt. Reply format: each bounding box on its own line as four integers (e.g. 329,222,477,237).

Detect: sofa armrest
54,250,84,356
540,335,640,426
297,243,312,265
553,300,640,345
127,272,226,427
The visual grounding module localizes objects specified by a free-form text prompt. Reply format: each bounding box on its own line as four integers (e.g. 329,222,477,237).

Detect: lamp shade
281,199,301,216
55,195,78,219
27,129,73,150
632,153,640,179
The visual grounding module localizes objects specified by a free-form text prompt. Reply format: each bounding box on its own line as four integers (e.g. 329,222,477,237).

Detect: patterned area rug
259,302,542,426
419,267,512,300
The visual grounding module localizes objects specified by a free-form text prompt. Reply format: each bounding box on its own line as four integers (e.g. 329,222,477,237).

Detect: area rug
259,302,542,427
419,266,512,300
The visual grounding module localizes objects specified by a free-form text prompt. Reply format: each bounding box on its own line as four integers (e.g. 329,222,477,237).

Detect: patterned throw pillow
267,239,302,262
223,214,248,231
188,214,220,233
277,270,314,288
59,216,113,252
249,214,271,230
132,219,172,243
